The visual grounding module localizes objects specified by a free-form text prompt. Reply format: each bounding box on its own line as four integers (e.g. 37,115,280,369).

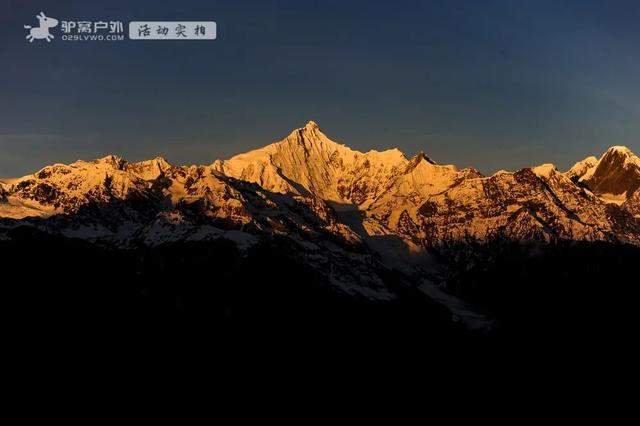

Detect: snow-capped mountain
211,121,483,214
419,165,625,244
212,122,640,247
0,149,395,298
2,121,640,289
3,121,640,247
580,146,640,201
563,146,640,218
566,156,599,181
211,120,413,207
4,120,640,336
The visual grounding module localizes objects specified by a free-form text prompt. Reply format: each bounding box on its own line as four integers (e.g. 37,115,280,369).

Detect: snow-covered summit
532,163,557,179
2,123,640,251
211,120,459,208
304,120,319,130
581,146,640,199
607,145,634,156
566,156,598,180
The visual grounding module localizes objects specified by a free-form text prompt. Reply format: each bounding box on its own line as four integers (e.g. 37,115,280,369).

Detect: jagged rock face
1,156,155,219
566,156,598,181
623,189,640,217
2,121,640,258
208,122,640,246
211,121,484,240
366,160,482,236
1,149,391,297
212,121,412,207
581,146,640,199
0,153,361,247
3,121,640,303
0,183,7,202
414,167,636,245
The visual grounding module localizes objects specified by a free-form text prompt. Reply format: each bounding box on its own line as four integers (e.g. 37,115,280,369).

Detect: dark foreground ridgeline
4,226,639,353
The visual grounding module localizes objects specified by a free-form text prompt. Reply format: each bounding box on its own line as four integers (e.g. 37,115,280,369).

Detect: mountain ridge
2,120,640,252
3,121,640,333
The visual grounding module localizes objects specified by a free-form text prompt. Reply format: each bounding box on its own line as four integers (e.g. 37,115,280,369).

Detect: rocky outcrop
2,121,640,283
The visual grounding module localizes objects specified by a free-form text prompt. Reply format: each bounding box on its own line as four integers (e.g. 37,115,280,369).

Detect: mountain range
2,121,640,335
3,121,640,247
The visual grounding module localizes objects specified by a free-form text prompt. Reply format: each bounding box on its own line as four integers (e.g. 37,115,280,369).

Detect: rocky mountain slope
2,121,640,302
576,146,640,200
0,151,394,299
3,121,640,245
212,121,640,248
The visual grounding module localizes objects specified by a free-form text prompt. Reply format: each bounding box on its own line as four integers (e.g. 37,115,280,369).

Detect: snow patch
532,163,556,179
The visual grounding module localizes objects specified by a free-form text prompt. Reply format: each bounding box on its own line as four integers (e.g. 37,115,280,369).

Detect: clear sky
1,0,639,177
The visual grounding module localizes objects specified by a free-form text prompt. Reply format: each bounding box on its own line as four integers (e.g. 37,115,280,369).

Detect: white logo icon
24,11,59,43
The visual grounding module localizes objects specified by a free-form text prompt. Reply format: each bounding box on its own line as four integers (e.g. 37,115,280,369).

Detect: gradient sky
1,0,639,177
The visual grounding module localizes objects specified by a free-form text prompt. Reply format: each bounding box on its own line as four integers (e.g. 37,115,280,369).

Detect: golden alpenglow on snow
4,121,640,249
5,0,640,365
4,119,640,342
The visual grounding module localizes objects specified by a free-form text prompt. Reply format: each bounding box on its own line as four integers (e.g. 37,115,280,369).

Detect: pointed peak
304,120,319,131
280,119,348,152
412,151,437,165
605,145,633,155
599,145,640,168
404,151,438,173
292,120,324,139
582,146,640,196
284,120,324,140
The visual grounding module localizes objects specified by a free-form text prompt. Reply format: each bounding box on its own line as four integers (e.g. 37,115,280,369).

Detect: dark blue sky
1,0,639,176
